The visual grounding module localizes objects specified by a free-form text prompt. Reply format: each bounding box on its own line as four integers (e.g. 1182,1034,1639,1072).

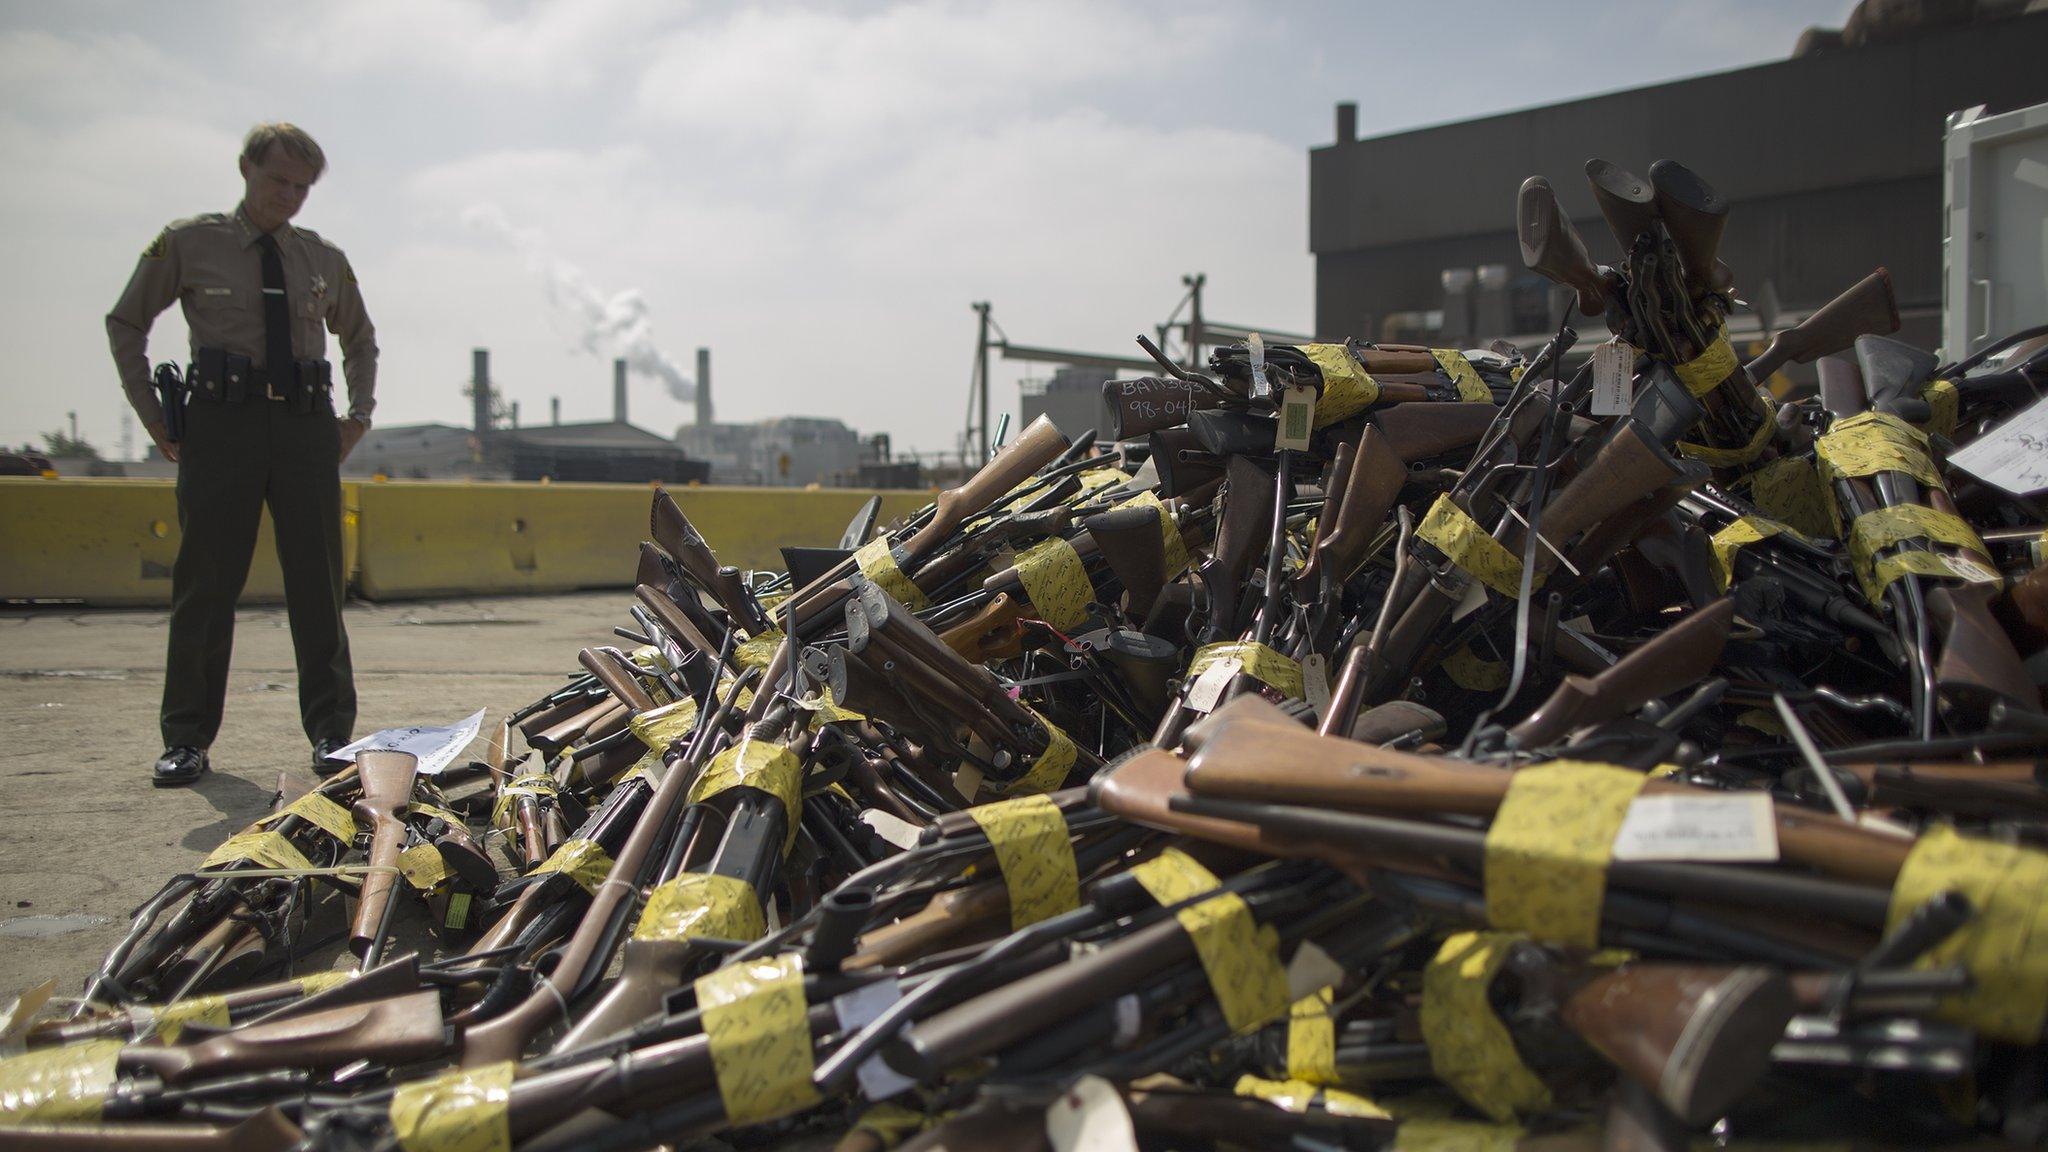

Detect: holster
152,362,188,442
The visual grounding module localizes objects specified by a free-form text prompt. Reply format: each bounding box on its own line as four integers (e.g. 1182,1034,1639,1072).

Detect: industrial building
345,351,707,484
1308,6,2048,356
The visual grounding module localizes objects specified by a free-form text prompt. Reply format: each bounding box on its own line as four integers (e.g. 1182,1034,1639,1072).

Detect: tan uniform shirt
106,205,379,427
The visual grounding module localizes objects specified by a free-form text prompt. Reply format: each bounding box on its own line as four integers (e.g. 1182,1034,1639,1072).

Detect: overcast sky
0,0,1851,460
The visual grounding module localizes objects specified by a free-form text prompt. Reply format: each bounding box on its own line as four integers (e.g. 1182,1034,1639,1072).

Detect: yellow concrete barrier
350,481,928,600
3,478,930,605
0,477,361,607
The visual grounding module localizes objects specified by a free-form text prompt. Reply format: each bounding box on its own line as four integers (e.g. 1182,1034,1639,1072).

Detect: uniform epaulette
293,225,344,252
165,212,231,233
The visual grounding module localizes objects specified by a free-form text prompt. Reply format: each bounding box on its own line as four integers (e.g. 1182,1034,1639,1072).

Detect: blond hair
241,123,326,177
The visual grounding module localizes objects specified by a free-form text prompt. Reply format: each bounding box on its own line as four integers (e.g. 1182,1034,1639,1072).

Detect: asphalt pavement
0,592,618,998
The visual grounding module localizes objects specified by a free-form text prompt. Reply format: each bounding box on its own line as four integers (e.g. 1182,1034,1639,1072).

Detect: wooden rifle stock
650,488,771,636
579,646,658,713
899,414,1069,563
0,1109,304,1152
116,990,446,1085
1508,598,1734,748
1928,582,2041,727
1746,268,1899,384
348,751,420,959
1314,424,1408,590
1585,158,1659,255
1648,159,1731,296
1518,176,1609,316
936,591,1032,662
1558,960,1794,1125
1085,504,1168,617
1293,440,1353,594
1197,455,1276,641
1186,695,1911,887
1369,402,1501,461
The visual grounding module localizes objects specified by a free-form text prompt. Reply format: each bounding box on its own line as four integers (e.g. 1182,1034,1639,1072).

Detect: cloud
460,201,697,404
279,0,674,89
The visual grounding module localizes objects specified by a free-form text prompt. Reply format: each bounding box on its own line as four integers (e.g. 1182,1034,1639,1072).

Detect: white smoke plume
460,202,696,403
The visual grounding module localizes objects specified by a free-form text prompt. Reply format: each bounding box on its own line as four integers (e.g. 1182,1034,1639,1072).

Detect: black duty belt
187,347,332,411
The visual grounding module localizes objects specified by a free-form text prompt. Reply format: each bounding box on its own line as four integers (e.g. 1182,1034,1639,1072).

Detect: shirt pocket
183,283,241,335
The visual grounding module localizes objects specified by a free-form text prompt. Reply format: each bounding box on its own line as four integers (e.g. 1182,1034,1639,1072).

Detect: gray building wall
1310,12,2048,348
1020,365,1116,443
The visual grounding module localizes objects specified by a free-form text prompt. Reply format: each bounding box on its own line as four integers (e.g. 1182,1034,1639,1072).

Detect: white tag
1610,793,1779,862
1451,576,1489,622
1590,342,1633,416
1047,1075,1140,1152
1942,554,2003,585
1247,332,1271,400
1276,385,1315,450
0,979,56,1053
954,762,984,803
1111,994,1143,1046
1184,658,1240,713
1285,939,1346,1001
325,708,485,777
833,979,916,1100
1300,654,1331,722
860,808,924,851
1950,392,2048,494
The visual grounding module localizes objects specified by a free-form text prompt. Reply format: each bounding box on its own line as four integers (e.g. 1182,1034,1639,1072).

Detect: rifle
1185,694,1913,888
1507,597,1734,748
347,751,419,964
650,488,772,636
1518,175,1611,316
1744,269,1899,385
1648,159,1731,296
1585,158,1659,254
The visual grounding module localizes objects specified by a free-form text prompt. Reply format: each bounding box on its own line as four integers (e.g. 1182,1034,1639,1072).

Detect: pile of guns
7,158,2048,1152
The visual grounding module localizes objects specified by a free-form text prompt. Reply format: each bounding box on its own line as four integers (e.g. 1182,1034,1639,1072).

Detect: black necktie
256,233,293,386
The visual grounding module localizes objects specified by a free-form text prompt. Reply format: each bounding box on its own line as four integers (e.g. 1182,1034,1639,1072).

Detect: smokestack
550,396,560,426
695,347,713,426
1335,102,1357,144
510,401,520,429
471,348,492,439
613,358,628,425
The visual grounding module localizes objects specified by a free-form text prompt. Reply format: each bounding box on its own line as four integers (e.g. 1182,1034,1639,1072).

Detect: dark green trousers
161,393,355,749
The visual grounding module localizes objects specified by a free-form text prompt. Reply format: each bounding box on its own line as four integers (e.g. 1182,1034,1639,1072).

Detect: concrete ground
0,591,625,998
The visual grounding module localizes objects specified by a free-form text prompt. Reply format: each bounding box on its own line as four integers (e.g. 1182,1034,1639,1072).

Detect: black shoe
152,746,209,788
312,738,352,776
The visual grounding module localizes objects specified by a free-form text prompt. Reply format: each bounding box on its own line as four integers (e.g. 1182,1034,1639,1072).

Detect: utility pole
68,410,79,445
972,301,992,463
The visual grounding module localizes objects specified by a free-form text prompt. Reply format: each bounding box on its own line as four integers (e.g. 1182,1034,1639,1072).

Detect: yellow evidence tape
389,1060,515,1152
853,539,928,610
1188,641,1305,699
1420,931,1552,1122
1301,343,1380,427
260,792,357,844
695,954,821,1126
965,794,1081,930
688,740,805,853
0,1038,123,1123
1286,986,1339,1084
202,829,313,874
1012,537,1094,630
1672,328,1739,397
531,838,614,894
1129,848,1289,1035
1483,761,1645,947
629,697,699,751
634,872,766,944
1415,495,1527,599
1888,825,2048,1043
1431,349,1494,403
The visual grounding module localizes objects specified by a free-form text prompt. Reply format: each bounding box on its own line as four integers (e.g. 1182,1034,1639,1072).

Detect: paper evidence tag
1184,658,1239,713
1276,385,1315,451
1590,342,1633,417
1046,1074,1141,1152
1609,793,1779,862
1299,654,1331,722
1949,391,2048,495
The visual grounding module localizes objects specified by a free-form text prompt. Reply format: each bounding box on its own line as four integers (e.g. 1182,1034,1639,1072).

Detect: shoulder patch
344,262,358,285
141,231,169,259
